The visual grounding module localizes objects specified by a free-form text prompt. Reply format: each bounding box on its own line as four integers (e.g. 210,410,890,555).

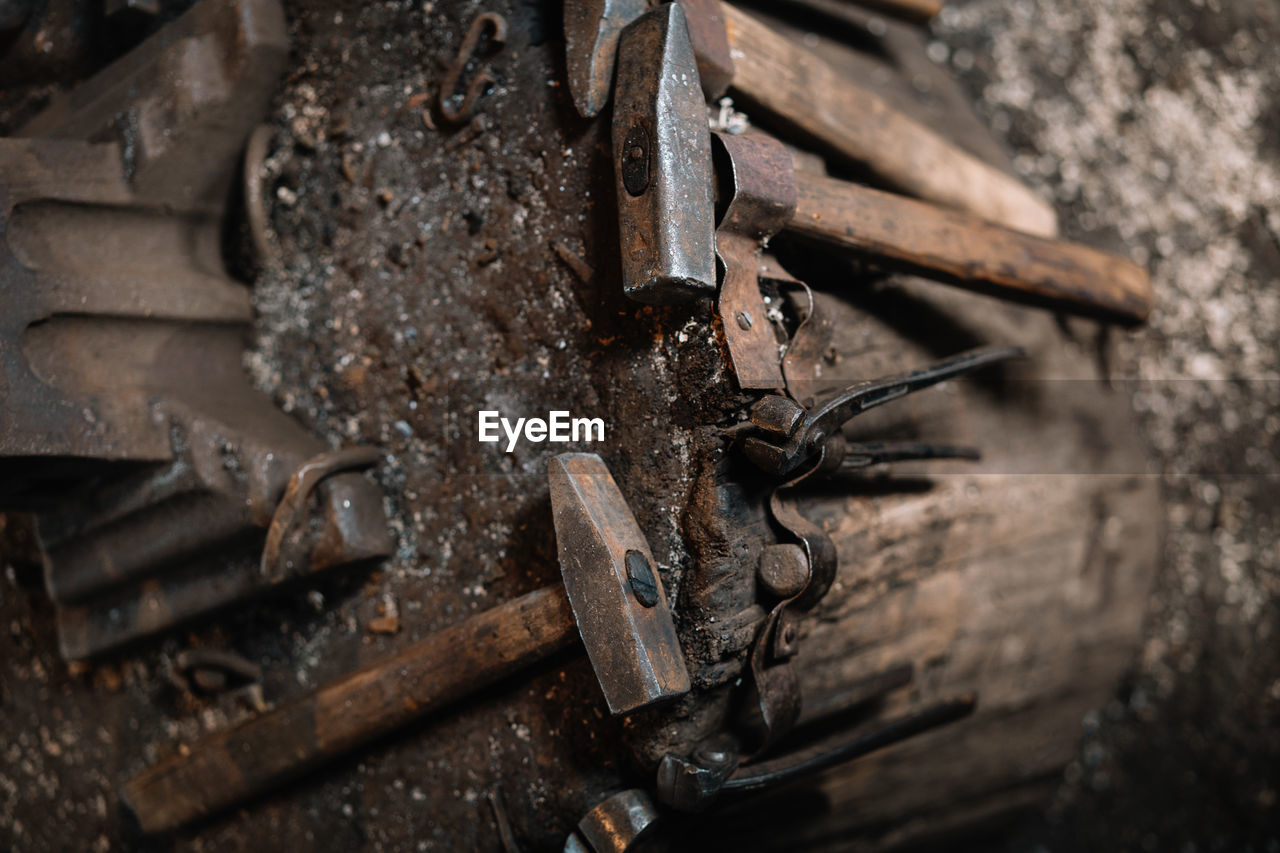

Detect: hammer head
548,453,691,715
612,3,716,304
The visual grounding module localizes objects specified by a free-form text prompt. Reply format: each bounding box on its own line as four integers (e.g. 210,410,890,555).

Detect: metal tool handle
791,171,1153,324
123,586,578,833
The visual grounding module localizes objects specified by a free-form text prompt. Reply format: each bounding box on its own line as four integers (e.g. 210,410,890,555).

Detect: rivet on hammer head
735,310,754,330
625,549,659,607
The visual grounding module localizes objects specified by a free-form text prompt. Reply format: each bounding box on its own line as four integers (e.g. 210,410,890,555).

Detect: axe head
549,453,691,715
612,2,717,304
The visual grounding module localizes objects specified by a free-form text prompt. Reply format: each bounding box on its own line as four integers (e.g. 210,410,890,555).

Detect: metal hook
438,12,508,125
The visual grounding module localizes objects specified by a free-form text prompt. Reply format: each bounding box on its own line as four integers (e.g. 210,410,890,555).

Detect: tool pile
0,0,1155,848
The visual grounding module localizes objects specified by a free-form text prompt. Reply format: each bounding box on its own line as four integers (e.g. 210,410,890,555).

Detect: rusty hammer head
611,3,717,304
548,453,691,715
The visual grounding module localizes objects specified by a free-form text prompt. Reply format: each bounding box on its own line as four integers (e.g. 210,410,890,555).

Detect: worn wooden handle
791,171,1152,323
850,0,943,23
829,0,944,24
722,2,1059,238
123,586,578,834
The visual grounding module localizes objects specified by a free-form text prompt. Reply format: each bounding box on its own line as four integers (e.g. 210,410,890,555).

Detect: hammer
565,0,1057,237
607,5,1152,378
711,129,1153,387
122,454,690,833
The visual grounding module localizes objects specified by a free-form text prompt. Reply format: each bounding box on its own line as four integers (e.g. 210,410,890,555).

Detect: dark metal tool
0,0,393,660
740,345,1025,477
611,2,716,304
724,695,976,793
657,664,976,811
715,127,796,389
567,0,1057,235
551,453,691,713
711,132,1149,387
123,453,690,833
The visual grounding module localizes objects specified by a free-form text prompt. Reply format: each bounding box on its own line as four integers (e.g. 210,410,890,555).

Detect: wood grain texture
791,169,1153,323
122,586,578,833
722,2,1059,237
688,276,1160,850
845,0,943,23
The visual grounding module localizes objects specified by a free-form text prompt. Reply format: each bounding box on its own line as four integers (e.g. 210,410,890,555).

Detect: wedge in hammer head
550,452,691,714
612,2,717,304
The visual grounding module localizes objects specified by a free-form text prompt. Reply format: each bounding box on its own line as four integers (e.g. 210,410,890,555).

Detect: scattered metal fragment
261,446,384,583
553,239,594,283
438,12,508,125
488,790,522,853
173,648,262,694
442,113,491,152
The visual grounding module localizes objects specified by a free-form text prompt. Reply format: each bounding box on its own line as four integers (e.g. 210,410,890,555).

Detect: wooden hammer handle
123,587,578,833
722,2,1059,238
791,171,1152,323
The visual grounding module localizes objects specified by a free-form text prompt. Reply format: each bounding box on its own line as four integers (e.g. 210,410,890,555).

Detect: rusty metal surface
563,0,648,119
612,2,717,303
780,282,835,408
0,0,391,660
713,132,796,390
564,789,662,853
18,0,288,210
549,453,690,715
438,11,508,125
